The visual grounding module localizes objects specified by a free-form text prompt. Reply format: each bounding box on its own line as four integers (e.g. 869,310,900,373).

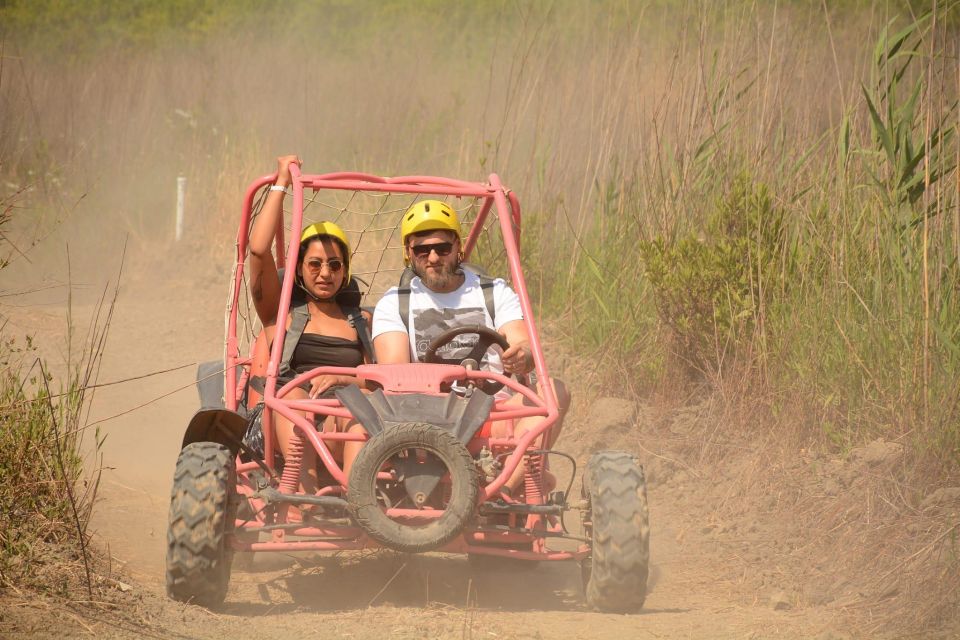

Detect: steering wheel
422,324,511,395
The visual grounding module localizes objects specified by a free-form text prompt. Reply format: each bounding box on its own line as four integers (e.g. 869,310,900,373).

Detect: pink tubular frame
225,168,572,559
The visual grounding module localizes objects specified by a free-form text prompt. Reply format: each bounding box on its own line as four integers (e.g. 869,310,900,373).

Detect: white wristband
269,185,288,193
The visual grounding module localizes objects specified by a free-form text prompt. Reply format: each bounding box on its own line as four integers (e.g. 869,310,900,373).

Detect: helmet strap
295,271,340,304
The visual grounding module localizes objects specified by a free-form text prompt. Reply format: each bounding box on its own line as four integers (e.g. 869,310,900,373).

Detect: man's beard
415,262,459,290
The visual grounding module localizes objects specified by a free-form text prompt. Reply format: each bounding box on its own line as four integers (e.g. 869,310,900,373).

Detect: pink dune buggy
165,166,649,611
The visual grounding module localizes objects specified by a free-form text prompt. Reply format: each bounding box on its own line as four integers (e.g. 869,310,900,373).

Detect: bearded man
371,200,569,496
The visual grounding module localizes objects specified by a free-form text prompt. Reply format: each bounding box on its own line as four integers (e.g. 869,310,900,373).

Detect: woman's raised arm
249,155,301,327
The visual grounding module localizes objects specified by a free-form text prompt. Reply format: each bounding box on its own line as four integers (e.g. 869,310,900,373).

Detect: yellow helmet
299,221,351,281
400,199,460,246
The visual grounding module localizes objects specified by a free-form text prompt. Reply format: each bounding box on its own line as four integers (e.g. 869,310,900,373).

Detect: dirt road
3,259,855,639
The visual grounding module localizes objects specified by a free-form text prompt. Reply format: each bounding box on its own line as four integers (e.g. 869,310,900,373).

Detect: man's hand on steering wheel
501,342,533,376
423,325,515,395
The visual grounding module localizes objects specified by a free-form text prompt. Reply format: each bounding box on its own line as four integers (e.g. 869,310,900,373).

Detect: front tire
348,422,478,553
165,442,236,607
581,451,649,612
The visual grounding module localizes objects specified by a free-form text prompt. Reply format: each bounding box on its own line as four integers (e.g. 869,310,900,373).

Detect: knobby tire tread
583,450,650,612
165,442,236,607
348,422,478,553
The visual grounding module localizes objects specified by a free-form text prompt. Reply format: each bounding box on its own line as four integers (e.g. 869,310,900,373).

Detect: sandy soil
0,248,930,640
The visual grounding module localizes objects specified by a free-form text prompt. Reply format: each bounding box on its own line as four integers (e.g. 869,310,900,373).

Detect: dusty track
2,257,870,639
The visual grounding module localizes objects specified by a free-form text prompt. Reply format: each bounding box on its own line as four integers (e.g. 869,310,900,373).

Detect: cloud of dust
1,2,872,297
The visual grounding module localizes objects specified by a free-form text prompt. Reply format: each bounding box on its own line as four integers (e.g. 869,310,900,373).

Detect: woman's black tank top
286,333,364,378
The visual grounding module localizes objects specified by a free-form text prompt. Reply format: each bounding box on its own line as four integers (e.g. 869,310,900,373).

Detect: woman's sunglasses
409,242,454,258
305,258,344,274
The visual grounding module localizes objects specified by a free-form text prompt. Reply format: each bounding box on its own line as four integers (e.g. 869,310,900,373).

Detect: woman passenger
248,155,370,510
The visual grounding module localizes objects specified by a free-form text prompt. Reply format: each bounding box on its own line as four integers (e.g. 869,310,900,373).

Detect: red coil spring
279,431,303,494
523,453,545,504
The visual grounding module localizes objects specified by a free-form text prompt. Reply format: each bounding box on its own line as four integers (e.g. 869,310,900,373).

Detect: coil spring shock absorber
523,453,545,504
279,429,304,494
523,452,546,537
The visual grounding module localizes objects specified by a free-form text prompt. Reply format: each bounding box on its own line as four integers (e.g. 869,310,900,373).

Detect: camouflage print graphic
413,307,487,363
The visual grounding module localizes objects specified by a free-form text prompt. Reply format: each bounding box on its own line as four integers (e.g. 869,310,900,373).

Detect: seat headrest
336,277,363,308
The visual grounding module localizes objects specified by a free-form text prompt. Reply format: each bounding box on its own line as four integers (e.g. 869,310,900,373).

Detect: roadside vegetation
0,187,109,601
1,0,957,633
558,11,960,477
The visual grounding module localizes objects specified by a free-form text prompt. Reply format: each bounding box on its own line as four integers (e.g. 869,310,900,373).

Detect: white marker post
176,175,186,241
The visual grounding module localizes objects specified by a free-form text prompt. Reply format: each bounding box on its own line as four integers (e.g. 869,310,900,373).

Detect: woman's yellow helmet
300,220,351,282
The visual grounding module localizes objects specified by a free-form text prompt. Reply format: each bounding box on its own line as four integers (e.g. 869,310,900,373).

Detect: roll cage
224,166,561,501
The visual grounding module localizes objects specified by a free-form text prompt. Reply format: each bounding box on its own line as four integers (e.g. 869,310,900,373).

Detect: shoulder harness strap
461,262,497,325
343,306,377,364
477,275,496,326
278,301,310,379
398,267,416,333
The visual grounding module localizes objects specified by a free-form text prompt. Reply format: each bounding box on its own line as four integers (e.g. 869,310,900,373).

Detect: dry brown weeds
553,327,959,638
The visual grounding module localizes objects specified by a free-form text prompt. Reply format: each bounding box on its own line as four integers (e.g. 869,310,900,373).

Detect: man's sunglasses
410,242,454,258
305,258,344,273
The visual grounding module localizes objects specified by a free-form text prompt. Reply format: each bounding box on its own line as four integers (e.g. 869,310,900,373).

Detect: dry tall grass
0,184,113,602
0,4,879,241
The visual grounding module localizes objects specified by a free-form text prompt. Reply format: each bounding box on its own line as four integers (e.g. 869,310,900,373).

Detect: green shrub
641,175,785,374
0,336,98,594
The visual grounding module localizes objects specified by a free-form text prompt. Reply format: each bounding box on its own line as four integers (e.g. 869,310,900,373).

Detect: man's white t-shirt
372,269,523,374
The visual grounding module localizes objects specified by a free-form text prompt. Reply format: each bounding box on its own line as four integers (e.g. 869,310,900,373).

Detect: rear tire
348,422,477,553
581,451,649,612
166,442,236,607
